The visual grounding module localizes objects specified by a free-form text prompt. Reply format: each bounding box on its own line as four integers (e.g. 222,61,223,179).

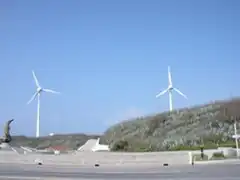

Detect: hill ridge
101,97,240,151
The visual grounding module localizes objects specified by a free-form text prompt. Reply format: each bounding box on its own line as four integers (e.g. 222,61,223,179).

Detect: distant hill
101,98,240,152
9,134,100,150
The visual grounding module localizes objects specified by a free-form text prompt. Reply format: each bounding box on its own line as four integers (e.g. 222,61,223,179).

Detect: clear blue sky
0,0,239,136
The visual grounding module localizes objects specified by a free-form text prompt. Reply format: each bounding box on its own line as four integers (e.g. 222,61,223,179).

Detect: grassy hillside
101,98,240,152
9,134,100,150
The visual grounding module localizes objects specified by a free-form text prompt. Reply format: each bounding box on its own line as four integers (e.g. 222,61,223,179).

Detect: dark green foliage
102,98,240,152
111,140,129,151
212,151,225,158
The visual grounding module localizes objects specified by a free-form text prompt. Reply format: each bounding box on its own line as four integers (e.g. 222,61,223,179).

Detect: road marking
0,176,78,180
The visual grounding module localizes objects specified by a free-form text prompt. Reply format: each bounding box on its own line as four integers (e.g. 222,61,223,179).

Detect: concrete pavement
1,162,240,179
0,151,190,165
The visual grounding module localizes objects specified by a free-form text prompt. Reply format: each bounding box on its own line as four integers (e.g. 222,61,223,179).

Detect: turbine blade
32,70,40,88
168,66,172,86
156,89,168,98
27,92,38,104
43,89,60,94
174,88,187,99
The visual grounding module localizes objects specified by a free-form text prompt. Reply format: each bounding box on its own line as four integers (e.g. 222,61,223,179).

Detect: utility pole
234,118,239,158
219,99,240,158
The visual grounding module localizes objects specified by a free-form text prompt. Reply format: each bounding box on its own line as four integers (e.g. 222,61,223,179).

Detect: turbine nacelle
37,87,42,93
168,86,173,91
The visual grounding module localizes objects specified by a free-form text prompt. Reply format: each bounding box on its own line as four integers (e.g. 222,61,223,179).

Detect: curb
194,159,240,164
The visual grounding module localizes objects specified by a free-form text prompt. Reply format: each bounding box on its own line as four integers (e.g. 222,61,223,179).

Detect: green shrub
210,151,225,160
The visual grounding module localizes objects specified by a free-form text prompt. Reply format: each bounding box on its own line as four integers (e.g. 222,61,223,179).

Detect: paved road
0,163,240,179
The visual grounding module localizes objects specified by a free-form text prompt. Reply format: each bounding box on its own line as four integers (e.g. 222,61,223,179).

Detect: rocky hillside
9,134,100,150
101,98,240,152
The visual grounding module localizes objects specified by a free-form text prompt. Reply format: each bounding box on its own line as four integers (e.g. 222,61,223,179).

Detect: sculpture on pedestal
0,119,14,143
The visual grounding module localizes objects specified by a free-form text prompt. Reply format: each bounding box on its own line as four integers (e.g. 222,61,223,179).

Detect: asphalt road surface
0,163,240,179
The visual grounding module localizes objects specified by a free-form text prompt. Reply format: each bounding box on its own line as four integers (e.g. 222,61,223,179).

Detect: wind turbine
156,66,187,112
27,70,60,138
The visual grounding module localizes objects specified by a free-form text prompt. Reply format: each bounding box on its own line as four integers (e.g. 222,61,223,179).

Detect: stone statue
1,119,14,143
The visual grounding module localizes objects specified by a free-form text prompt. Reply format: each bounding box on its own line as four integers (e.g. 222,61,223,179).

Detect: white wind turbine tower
27,70,60,138
156,66,187,112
